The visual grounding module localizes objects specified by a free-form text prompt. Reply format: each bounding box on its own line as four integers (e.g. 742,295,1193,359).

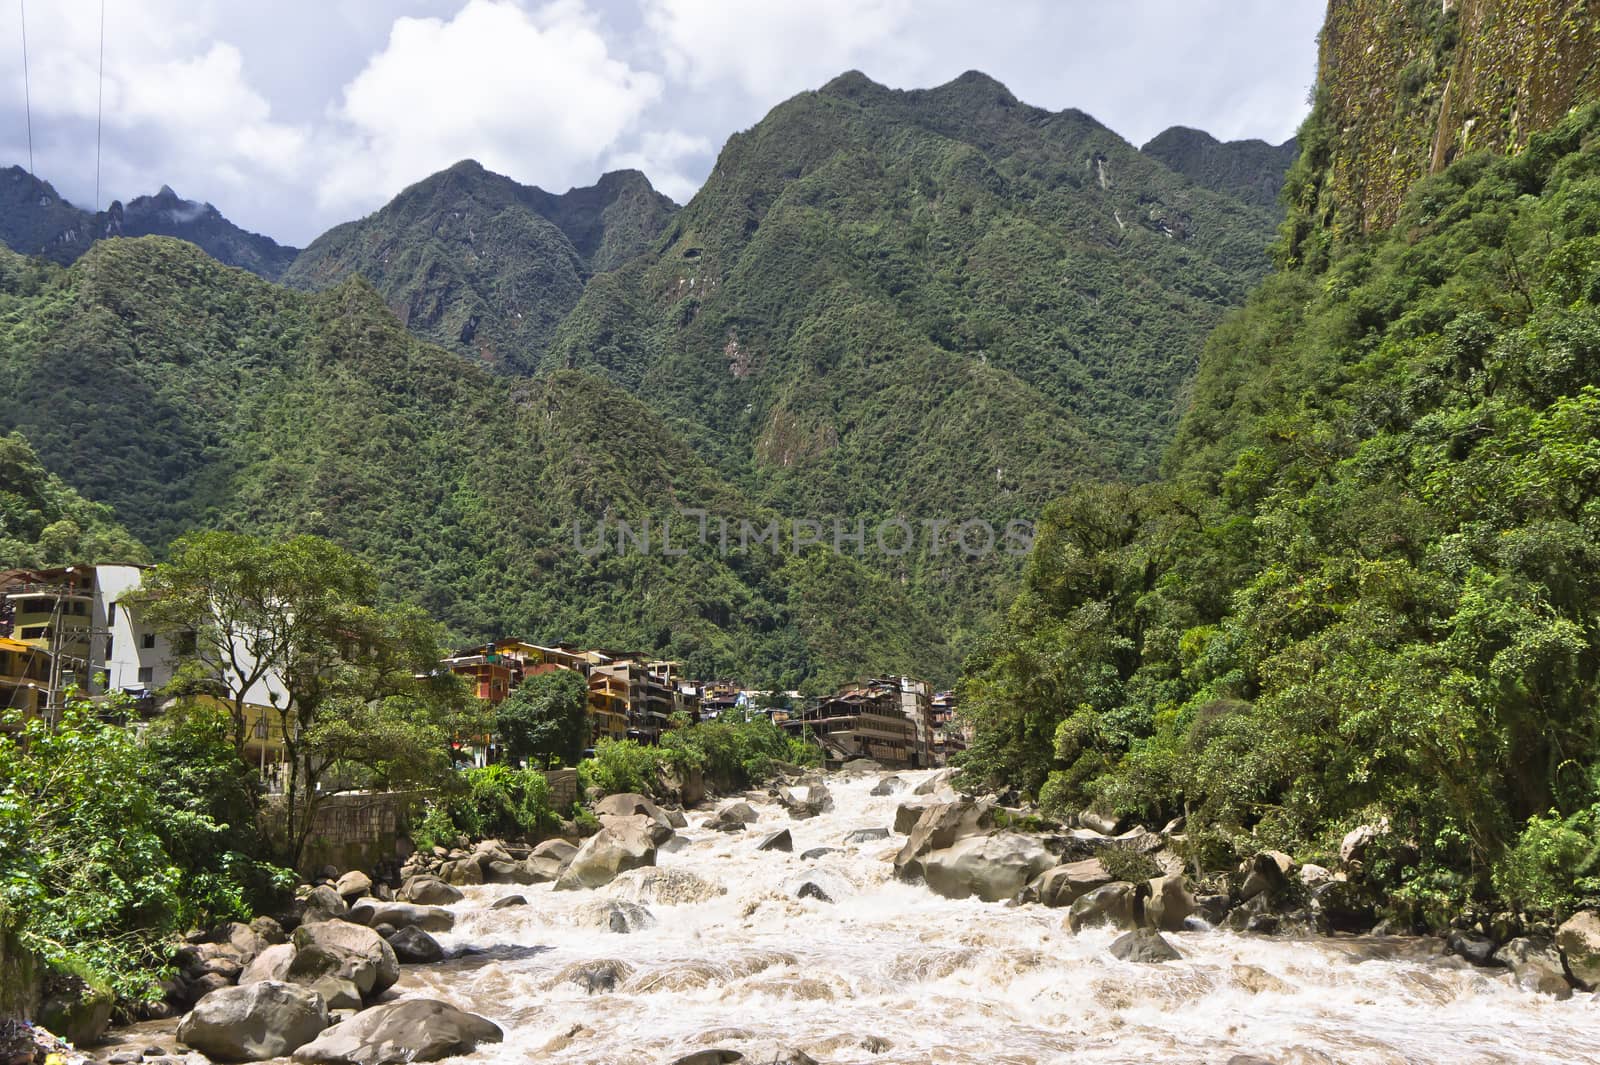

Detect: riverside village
8,1,1600,1062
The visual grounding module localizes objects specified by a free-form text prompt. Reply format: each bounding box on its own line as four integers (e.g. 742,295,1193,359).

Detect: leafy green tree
496,668,589,768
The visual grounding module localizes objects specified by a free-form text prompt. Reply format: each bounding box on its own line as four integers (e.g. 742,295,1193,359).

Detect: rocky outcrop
525,839,579,882
291,999,502,1065
920,833,1054,903
1496,937,1572,998
178,980,329,1062
1237,851,1293,902
239,943,298,986
553,822,658,890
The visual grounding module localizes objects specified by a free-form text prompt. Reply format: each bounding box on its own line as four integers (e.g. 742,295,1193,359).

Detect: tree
135,532,453,865
496,669,589,768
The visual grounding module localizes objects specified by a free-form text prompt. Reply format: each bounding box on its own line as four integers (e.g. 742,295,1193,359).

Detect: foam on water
390,770,1600,1065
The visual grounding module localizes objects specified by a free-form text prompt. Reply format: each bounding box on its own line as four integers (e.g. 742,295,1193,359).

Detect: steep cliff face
1287,0,1600,258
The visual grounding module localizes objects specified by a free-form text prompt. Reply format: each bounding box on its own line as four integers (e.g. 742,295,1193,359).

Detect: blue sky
2,0,1324,246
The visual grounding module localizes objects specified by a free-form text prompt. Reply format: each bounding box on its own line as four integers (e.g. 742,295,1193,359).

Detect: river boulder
1067,882,1145,933
893,800,936,834
1142,874,1196,932
1109,928,1181,963
1493,937,1571,997
238,943,297,986
291,999,502,1065
844,827,891,844
388,926,445,964
348,902,454,934
178,980,329,1062
1237,851,1293,901
440,858,484,886
553,822,658,890
1028,859,1112,908
1078,810,1127,835
595,795,676,845
300,886,350,925
288,922,399,999
758,828,794,852
783,784,834,819
870,775,905,796
1556,910,1600,988
912,769,955,795
334,872,372,902
894,798,996,879
397,876,463,906
921,833,1054,902
525,838,579,882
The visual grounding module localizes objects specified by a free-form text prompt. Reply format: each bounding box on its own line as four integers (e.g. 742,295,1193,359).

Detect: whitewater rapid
397,770,1600,1064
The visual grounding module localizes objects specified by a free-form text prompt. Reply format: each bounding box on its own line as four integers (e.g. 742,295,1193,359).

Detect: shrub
414,765,559,844
1493,806,1600,917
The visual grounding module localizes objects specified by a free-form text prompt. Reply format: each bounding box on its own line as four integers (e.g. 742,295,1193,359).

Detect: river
389,769,1596,1065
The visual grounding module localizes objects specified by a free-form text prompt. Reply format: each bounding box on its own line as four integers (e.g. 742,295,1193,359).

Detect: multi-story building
931,690,964,760
0,635,50,718
786,681,920,767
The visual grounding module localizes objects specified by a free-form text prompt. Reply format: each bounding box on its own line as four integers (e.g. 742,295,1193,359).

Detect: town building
785,680,921,767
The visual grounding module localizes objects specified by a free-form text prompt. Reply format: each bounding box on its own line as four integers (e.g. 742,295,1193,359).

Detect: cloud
318,0,662,213
604,129,711,204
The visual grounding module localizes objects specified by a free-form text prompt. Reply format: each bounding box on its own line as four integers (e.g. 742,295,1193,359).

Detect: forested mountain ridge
0,429,148,568
1140,126,1298,212
0,236,948,688
962,0,1600,923
281,162,678,373
0,166,299,279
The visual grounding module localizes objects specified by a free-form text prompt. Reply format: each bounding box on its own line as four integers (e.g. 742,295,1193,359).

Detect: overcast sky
2,1,1324,247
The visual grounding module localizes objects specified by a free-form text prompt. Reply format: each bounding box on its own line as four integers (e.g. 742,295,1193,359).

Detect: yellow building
587,672,631,744
0,637,49,719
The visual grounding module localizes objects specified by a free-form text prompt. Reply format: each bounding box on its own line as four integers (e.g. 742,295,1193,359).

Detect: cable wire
19,0,33,177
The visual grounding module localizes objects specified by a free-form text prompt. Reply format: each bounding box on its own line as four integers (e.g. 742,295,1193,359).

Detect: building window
141,633,156,650
137,666,154,685
108,602,117,625
177,631,197,655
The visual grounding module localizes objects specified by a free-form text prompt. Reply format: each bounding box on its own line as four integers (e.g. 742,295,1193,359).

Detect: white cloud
641,0,921,100
604,129,710,204
319,0,662,213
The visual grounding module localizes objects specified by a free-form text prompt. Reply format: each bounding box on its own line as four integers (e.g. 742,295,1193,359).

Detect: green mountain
0,236,946,687
0,167,298,279
961,0,1600,922
0,426,147,569
545,71,1281,633
1140,127,1297,212
281,163,678,373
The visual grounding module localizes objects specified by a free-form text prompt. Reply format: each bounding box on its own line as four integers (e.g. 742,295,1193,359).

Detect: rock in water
870,775,905,796
347,902,455,933
1067,882,1144,933
300,885,350,925
288,922,400,999
920,833,1054,902
1556,910,1600,989
553,821,658,890
1109,928,1182,963
397,877,464,906
178,980,329,1061
758,828,794,852
388,926,445,964
844,827,891,844
1028,859,1112,908
291,999,502,1065
1142,874,1196,932
1495,937,1572,998
238,942,297,985
334,872,372,901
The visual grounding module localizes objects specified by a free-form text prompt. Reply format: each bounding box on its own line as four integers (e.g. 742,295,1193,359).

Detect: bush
1098,848,1163,884
1493,806,1600,917
579,737,671,797
412,765,560,846
0,696,289,1004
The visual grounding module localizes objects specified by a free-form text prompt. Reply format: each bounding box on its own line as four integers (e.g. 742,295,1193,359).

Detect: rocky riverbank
46,765,1600,1065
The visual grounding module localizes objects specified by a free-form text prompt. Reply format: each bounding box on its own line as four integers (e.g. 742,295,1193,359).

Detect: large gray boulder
178,980,329,1062
440,858,483,886
707,801,759,831
292,999,502,1065
1237,851,1293,901
397,877,463,906
870,775,905,797
1496,937,1572,998
553,821,658,891
289,921,400,999
1556,910,1600,989
525,838,579,882
894,798,995,879
238,943,297,986
1067,882,1145,933
335,872,373,902
921,833,1054,902
1028,859,1113,908
595,794,676,845
300,885,350,925
783,784,834,820
348,902,455,933
1142,874,1196,932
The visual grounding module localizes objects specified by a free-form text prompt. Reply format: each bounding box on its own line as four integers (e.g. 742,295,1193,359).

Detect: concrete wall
267,791,423,876
543,769,579,810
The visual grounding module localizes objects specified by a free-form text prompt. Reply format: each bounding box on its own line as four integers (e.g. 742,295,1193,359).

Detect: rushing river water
387,769,1596,1065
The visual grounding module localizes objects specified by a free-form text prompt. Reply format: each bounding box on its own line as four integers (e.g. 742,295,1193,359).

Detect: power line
95,0,105,213
18,0,32,177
